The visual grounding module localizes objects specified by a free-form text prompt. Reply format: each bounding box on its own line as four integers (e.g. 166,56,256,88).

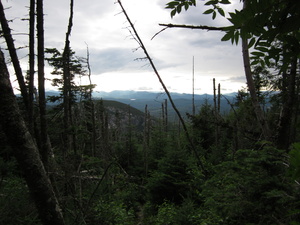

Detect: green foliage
166,0,300,71
45,47,85,80
45,47,88,102
154,201,177,225
166,0,230,19
223,0,300,70
202,146,292,224
90,199,135,225
146,144,193,205
289,143,300,181
166,0,196,18
203,0,229,19
0,176,41,225
189,102,215,151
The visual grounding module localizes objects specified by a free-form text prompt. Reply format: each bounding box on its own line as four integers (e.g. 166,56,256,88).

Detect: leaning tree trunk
241,38,272,141
28,0,35,133
0,0,29,109
0,50,65,225
241,0,272,142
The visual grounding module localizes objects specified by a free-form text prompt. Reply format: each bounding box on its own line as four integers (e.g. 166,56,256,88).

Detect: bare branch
159,23,226,31
151,27,168,40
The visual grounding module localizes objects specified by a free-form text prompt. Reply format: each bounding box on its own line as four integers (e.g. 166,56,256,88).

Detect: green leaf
166,1,179,9
212,11,217,20
177,4,182,13
259,59,265,68
264,56,271,67
231,36,234,44
234,31,239,45
255,47,268,52
248,37,256,49
221,32,232,42
251,51,265,57
257,41,269,47
250,60,260,66
220,0,231,4
171,9,177,18
184,2,189,10
203,9,214,14
217,8,225,17
205,0,218,5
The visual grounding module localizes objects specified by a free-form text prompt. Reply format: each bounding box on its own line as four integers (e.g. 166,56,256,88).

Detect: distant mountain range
92,90,238,118
44,90,238,119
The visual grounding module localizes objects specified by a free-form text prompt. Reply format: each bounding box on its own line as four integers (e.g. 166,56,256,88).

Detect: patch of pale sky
3,0,246,95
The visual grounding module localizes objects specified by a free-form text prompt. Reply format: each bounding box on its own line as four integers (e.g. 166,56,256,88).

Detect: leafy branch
166,0,230,19
166,0,196,18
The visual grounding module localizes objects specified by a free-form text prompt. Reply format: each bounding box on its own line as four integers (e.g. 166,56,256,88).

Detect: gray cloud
2,0,246,94
224,76,246,83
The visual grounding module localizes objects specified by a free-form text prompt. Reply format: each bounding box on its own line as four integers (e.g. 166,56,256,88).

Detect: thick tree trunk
276,57,297,150
0,0,28,109
0,50,65,225
241,0,271,141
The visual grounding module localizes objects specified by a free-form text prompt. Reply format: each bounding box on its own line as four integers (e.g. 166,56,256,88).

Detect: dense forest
0,0,300,224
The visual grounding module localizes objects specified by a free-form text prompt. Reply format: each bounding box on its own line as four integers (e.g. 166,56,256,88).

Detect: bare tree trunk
218,83,221,114
28,0,35,133
213,78,220,145
0,1,28,109
143,105,150,177
165,99,168,133
213,78,217,114
63,0,74,154
86,44,96,156
192,56,195,116
0,50,65,225
127,105,132,168
37,0,51,171
161,102,165,133
28,0,42,158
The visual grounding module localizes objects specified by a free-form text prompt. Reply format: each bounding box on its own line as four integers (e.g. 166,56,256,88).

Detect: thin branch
159,23,226,31
152,23,225,40
151,27,168,40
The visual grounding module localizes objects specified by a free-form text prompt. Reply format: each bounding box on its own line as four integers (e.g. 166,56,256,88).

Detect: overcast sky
3,0,246,94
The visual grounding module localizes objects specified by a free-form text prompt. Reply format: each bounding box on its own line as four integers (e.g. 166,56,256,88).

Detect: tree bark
62,0,74,154
0,50,65,225
241,0,272,142
276,57,297,150
241,38,272,141
37,0,51,171
28,0,35,133
0,0,29,109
